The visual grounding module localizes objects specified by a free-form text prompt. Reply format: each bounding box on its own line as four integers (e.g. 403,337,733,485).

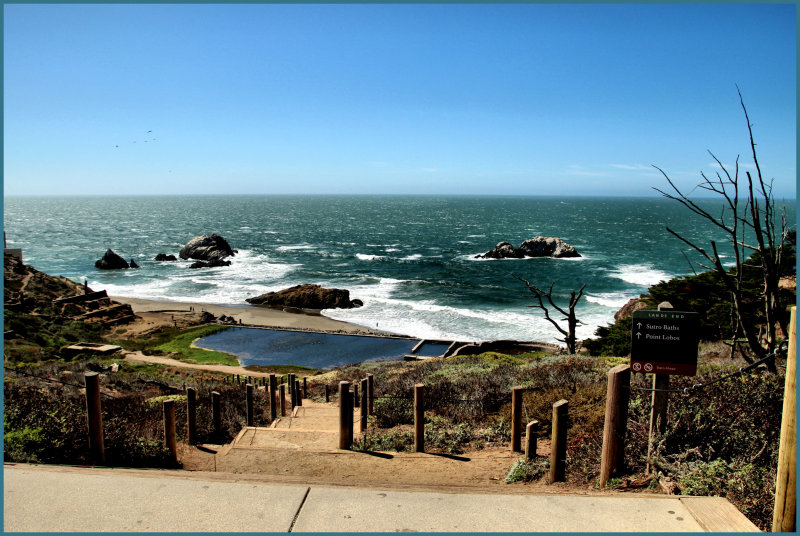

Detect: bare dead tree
652,87,790,372
516,275,586,354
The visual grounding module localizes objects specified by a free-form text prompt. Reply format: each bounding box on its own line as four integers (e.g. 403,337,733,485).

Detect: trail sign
630,310,700,376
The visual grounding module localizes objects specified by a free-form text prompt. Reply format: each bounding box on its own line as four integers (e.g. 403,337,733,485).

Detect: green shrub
145,394,187,409
679,459,731,496
357,428,414,452
504,457,549,483
372,396,413,428
4,423,47,463
424,415,474,454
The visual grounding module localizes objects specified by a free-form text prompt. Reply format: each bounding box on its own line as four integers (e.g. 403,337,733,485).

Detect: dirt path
178,399,586,495
123,351,294,378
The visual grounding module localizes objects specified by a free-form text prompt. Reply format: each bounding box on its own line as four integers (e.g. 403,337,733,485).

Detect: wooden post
525,420,539,461
511,386,524,452
163,399,177,464
773,306,796,533
84,372,105,465
269,374,278,421
295,380,303,407
186,387,197,444
303,377,307,398
279,384,286,416
414,384,425,453
211,391,221,439
246,384,254,426
338,381,353,449
325,384,330,403
367,374,374,414
549,399,568,483
600,364,631,488
360,378,368,433
354,383,360,408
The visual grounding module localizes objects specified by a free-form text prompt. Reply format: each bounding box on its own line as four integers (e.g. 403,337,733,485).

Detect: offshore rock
154,253,178,262
246,284,362,310
189,259,232,269
476,236,580,259
518,237,580,258
179,233,235,262
478,241,522,259
95,249,129,269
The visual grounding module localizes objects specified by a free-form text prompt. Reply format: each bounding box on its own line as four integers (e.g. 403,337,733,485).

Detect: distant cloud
709,161,756,171
610,163,652,171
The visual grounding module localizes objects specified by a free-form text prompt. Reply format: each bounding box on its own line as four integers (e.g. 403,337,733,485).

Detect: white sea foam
356,253,385,261
585,292,636,308
401,254,423,261
98,249,299,304
608,264,671,287
276,244,315,251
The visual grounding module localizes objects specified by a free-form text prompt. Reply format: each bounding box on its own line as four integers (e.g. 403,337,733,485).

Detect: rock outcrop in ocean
154,253,177,262
246,284,363,310
95,249,130,269
179,234,235,262
189,259,232,269
476,236,580,259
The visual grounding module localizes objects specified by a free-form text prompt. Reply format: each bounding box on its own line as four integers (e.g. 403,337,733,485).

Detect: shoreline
111,296,404,338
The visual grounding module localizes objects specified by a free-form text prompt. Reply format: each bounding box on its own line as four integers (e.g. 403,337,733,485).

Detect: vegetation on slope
584,231,795,357
3,253,791,530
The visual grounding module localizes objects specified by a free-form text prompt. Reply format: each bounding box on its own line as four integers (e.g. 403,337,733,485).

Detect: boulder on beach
476,236,580,259
95,249,129,270
179,233,235,262
154,253,178,262
246,284,363,310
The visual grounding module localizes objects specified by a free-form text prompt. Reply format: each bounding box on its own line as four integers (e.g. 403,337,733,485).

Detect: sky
3,3,797,198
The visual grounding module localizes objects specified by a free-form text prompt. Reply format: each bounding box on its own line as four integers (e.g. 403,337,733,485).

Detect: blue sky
3,3,796,197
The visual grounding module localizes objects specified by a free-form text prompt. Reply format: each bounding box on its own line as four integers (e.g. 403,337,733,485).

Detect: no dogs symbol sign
630,310,700,376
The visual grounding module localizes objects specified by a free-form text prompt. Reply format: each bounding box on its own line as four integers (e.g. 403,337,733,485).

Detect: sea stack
476,236,580,259
247,284,363,310
95,249,130,269
179,233,235,262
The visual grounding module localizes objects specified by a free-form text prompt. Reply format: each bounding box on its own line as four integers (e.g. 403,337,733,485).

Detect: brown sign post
631,306,700,474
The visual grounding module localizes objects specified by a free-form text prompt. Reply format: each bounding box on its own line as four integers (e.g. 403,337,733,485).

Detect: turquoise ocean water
4,195,795,345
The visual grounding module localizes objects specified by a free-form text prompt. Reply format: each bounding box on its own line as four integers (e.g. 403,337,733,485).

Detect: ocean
4,195,795,345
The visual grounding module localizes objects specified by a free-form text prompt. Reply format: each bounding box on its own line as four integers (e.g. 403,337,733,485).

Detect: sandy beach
112,296,399,338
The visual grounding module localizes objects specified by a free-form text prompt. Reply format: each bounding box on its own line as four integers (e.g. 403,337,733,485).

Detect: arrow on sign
636,332,642,339
637,322,642,329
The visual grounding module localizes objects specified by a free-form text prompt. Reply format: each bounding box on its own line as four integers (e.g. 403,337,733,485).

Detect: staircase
225,399,345,452
205,396,517,489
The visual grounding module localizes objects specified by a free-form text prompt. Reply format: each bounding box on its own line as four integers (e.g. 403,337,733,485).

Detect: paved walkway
3,464,759,532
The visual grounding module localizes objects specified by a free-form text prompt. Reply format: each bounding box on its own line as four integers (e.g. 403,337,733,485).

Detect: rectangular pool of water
195,327,419,369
